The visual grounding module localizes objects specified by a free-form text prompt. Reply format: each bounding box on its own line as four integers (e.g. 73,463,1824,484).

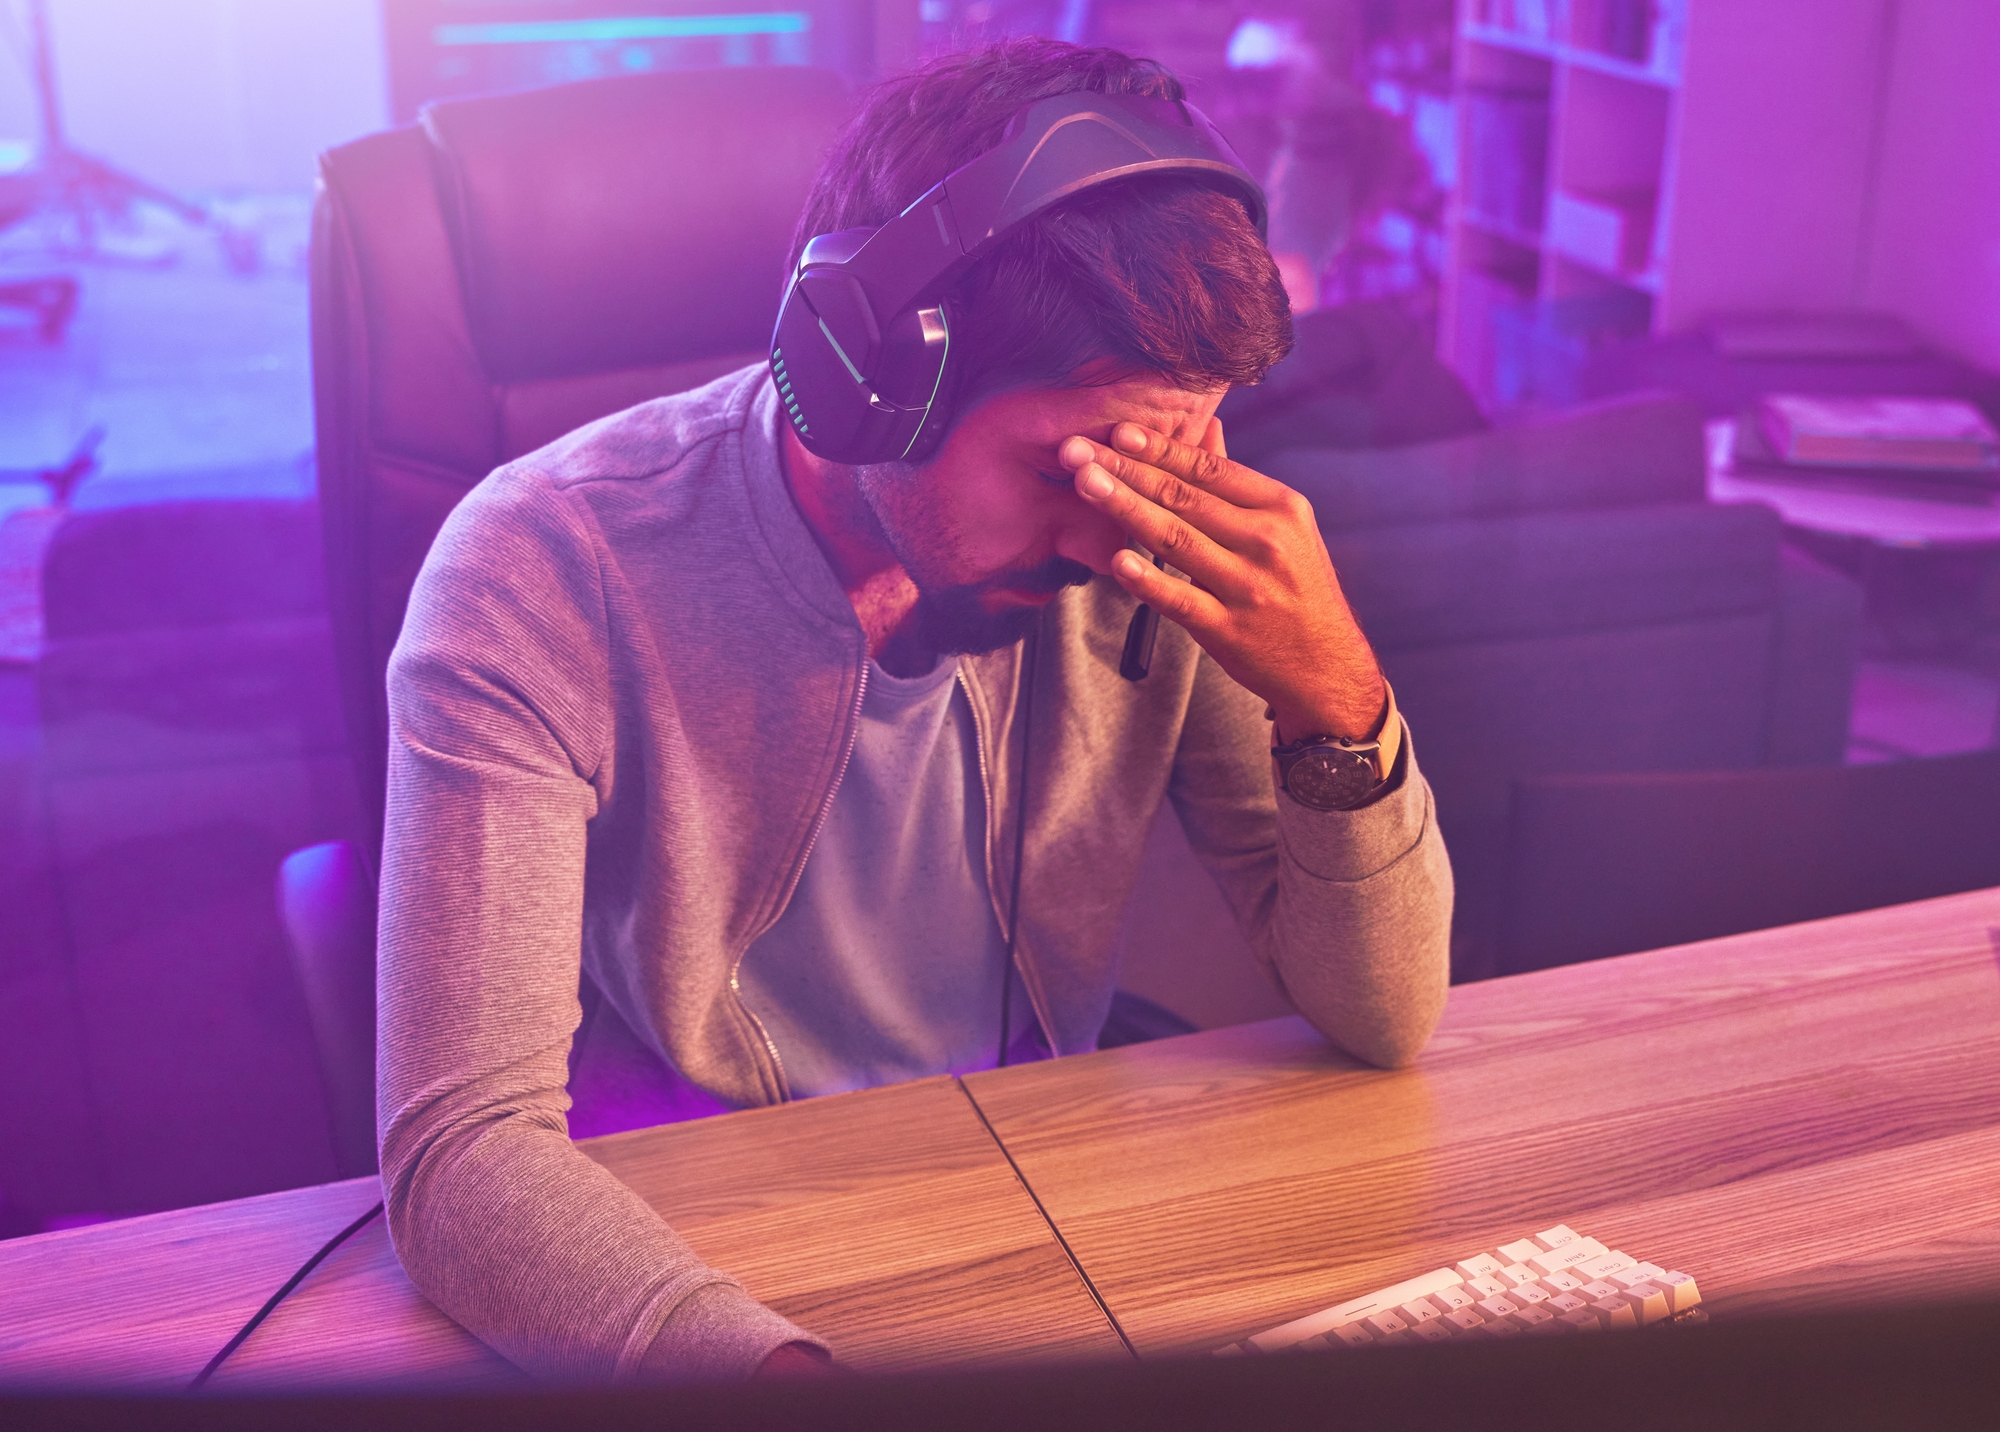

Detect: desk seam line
953,1077,1139,1361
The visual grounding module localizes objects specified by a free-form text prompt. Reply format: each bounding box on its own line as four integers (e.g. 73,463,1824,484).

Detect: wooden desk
964,887,2000,1357
5,891,1998,1389
0,1076,1124,1391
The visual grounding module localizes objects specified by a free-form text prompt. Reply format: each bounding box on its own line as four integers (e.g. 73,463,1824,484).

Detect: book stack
1734,393,2000,493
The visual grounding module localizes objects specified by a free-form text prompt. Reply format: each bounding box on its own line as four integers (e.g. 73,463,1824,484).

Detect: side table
1705,419,2000,653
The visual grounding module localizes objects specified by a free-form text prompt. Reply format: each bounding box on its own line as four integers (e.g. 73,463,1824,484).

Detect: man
377,39,1451,1384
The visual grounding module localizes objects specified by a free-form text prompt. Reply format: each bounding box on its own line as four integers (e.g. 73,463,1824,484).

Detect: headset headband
771,91,1266,465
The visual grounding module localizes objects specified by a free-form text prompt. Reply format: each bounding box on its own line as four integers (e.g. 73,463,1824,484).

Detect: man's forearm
1260,731,1453,1068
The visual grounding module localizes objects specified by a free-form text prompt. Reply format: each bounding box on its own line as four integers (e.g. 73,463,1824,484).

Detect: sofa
5,499,362,1225
1115,390,1863,1007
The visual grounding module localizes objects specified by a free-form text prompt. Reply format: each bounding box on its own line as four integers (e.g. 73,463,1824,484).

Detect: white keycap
1618,1283,1672,1325
1528,1240,1608,1276
1654,1269,1702,1314
1246,1266,1462,1350
1575,1251,1636,1282
1591,1296,1638,1330
1456,1253,1505,1280
1218,1226,1704,1358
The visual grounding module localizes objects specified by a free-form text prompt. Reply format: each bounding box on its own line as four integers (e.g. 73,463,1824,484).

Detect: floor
1,198,1996,1238
0,196,316,517
1849,651,2000,762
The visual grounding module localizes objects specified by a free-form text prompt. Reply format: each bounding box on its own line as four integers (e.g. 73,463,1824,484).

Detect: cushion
1272,390,1708,528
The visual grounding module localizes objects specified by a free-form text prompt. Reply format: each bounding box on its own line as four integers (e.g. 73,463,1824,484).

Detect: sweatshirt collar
735,370,865,635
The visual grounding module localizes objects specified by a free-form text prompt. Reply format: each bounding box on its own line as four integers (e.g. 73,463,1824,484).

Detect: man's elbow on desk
1331,1013,1443,1072
1271,766,1455,1073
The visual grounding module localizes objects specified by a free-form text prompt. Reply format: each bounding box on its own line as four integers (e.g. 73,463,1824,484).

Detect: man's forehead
1033,375,1223,439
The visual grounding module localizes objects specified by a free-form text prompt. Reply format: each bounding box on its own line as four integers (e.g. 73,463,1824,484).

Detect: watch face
1286,745,1379,811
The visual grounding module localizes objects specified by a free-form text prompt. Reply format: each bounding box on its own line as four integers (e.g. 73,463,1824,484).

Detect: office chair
1497,749,2000,975
289,66,853,1172
313,65,854,855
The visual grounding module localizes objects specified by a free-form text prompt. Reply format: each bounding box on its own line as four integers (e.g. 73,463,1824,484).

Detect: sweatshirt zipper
958,666,1005,939
729,652,870,1102
958,661,1058,1048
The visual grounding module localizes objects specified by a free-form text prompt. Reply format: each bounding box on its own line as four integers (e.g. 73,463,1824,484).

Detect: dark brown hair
789,39,1293,419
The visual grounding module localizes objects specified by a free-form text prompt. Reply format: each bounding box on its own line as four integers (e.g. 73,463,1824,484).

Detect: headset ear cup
898,299,960,464
773,277,869,459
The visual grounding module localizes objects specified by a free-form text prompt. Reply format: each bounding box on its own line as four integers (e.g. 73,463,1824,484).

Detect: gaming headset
770,90,1269,468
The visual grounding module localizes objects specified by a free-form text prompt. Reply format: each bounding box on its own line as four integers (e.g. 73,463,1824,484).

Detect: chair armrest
278,840,379,1178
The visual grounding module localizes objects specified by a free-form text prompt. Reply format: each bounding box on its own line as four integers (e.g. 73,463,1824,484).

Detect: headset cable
188,1199,384,1390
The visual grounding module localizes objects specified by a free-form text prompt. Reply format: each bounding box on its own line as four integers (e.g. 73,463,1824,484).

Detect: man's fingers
1111,549,1225,631
1074,457,1250,598
1109,421,1287,508
1060,434,1259,550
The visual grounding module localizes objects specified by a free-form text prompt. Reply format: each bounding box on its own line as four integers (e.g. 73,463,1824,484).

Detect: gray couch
1116,392,1862,1008
5,500,361,1226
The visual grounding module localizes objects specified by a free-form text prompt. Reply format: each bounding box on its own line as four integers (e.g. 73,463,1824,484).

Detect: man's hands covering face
1059,419,1387,745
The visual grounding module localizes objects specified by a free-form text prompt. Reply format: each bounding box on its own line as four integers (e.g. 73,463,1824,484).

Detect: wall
1859,0,2000,372
0,0,390,194
1659,0,1894,331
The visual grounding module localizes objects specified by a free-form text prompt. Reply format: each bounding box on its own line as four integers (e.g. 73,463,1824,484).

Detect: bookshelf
1441,0,1900,411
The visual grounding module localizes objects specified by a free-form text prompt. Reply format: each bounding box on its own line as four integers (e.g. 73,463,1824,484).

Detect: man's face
853,373,1225,657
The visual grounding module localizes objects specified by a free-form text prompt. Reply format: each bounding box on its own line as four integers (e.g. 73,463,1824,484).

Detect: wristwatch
1273,732,1388,812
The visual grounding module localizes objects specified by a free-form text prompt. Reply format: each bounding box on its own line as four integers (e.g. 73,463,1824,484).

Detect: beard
853,460,1095,658
903,553,1096,656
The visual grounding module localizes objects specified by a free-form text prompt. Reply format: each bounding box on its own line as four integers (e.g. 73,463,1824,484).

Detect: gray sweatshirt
377,366,1454,1385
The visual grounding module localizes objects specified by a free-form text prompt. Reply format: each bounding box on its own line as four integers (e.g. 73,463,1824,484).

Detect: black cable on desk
188,1199,384,1391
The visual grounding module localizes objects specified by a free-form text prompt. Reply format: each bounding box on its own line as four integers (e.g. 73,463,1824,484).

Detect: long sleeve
1166,652,1452,1068
376,472,823,1382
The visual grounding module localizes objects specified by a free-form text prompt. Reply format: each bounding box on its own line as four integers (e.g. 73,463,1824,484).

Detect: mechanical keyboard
1215,1224,1704,1354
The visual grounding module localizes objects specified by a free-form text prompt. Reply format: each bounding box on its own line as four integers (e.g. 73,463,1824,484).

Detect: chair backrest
1500,751,2000,975
312,67,852,853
